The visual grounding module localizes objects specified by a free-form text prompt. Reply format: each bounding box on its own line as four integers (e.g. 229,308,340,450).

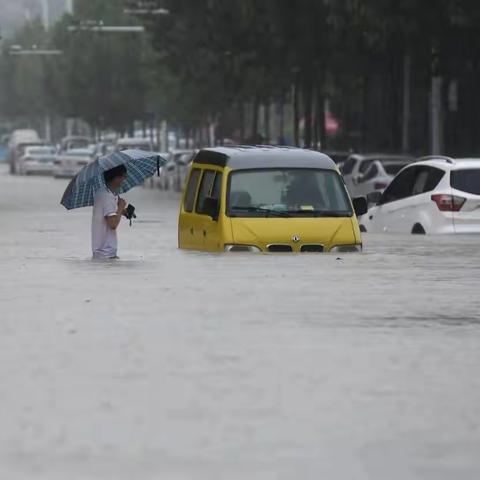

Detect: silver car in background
8,129,43,174
54,148,95,178
342,153,413,196
159,150,195,192
18,145,58,175
116,137,153,152
59,136,92,153
354,158,414,198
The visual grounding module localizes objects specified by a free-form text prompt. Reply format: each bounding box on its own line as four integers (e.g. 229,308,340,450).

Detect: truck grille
267,245,293,253
301,245,324,253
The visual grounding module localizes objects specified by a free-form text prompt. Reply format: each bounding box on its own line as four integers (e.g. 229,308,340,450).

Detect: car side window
363,164,378,182
411,168,429,196
196,170,217,214
411,166,445,196
341,157,356,175
184,169,201,213
359,159,374,174
424,167,445,192
380,167,416,204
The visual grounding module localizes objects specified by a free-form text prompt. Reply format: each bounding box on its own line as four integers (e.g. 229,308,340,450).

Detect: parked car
18,145,57,175
360,156,480,234
178,146,367,253
354,158,414,198
54,148,95,178
59,136,92,152
160,149,195,192
94,141,116,157
116,137,153,152
341,154,412,195
8,129,43,174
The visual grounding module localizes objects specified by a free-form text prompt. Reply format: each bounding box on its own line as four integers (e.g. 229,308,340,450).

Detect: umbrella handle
157,157,160,177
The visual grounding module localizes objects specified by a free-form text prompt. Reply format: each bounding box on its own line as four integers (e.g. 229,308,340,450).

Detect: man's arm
106,198,126,230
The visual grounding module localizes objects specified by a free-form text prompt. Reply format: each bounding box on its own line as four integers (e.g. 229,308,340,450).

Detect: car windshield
228,169,353,217
122,145,151,151
384,163,409,175
451,169,480,195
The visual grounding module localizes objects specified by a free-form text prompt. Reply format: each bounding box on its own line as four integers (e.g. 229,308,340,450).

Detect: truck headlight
224,245,261,253
329,244,362,253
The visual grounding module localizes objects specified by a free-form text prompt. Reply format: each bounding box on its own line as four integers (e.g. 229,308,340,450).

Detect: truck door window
184,169,201,212
196,170,216,214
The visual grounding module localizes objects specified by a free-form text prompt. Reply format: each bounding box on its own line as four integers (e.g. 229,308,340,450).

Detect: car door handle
190,228,194,235
203,230,207,237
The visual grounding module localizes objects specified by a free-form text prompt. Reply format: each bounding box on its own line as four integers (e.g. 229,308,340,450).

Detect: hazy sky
0,0,68,38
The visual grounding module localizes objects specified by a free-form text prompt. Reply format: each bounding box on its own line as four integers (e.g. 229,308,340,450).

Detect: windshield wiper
231,206,291,217
290,210,352,217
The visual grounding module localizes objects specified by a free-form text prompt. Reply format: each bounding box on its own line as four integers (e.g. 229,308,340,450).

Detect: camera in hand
123,203,137,225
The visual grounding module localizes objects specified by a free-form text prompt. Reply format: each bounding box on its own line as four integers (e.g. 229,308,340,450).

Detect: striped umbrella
60,150,168,210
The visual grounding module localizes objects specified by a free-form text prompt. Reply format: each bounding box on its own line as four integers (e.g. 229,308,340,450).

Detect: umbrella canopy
61,150,168,210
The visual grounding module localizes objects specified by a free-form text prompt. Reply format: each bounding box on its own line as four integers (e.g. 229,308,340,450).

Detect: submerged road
1,165,480,479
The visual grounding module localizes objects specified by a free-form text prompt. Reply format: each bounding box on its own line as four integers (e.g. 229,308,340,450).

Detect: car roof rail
417,155,455,164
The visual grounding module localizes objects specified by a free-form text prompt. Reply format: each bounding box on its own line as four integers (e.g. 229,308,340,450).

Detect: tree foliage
128,0,480,152
0,0,150,135
2,0,480,153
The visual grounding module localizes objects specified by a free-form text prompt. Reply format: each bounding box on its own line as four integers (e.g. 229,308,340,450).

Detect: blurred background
1,0,480,156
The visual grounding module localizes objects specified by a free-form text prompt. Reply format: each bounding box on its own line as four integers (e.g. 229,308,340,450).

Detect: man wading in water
91,165,127,259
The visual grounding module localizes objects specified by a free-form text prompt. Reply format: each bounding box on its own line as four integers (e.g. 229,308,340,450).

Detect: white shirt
92,190,118,258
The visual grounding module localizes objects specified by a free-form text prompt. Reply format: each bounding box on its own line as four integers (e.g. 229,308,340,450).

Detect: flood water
1,165,480,479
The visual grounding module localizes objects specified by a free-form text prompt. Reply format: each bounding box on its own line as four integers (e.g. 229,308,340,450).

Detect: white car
54,148,95,178
59,136,92,153
360,157,480,235
159,150,195,192
8,129,43,174
116,137,153,152
354,158,414,198
18,145,57,175
341,154,412,195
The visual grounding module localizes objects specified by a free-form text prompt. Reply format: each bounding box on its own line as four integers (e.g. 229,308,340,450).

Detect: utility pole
40,0,51,141
430,46,443,155
402,53,411,153
40,0,50,30
65,0,74,15
431,77,443,155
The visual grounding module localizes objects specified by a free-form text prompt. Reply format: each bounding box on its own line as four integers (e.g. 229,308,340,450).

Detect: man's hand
117,198,127,213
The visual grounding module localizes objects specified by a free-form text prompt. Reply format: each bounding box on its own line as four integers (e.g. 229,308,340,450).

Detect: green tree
49,0,149,134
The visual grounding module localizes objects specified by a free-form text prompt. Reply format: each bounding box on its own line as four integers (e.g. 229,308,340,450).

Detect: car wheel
412,223,426,235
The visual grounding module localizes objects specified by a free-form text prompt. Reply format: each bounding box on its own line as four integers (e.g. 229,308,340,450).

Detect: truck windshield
228,168,353,217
